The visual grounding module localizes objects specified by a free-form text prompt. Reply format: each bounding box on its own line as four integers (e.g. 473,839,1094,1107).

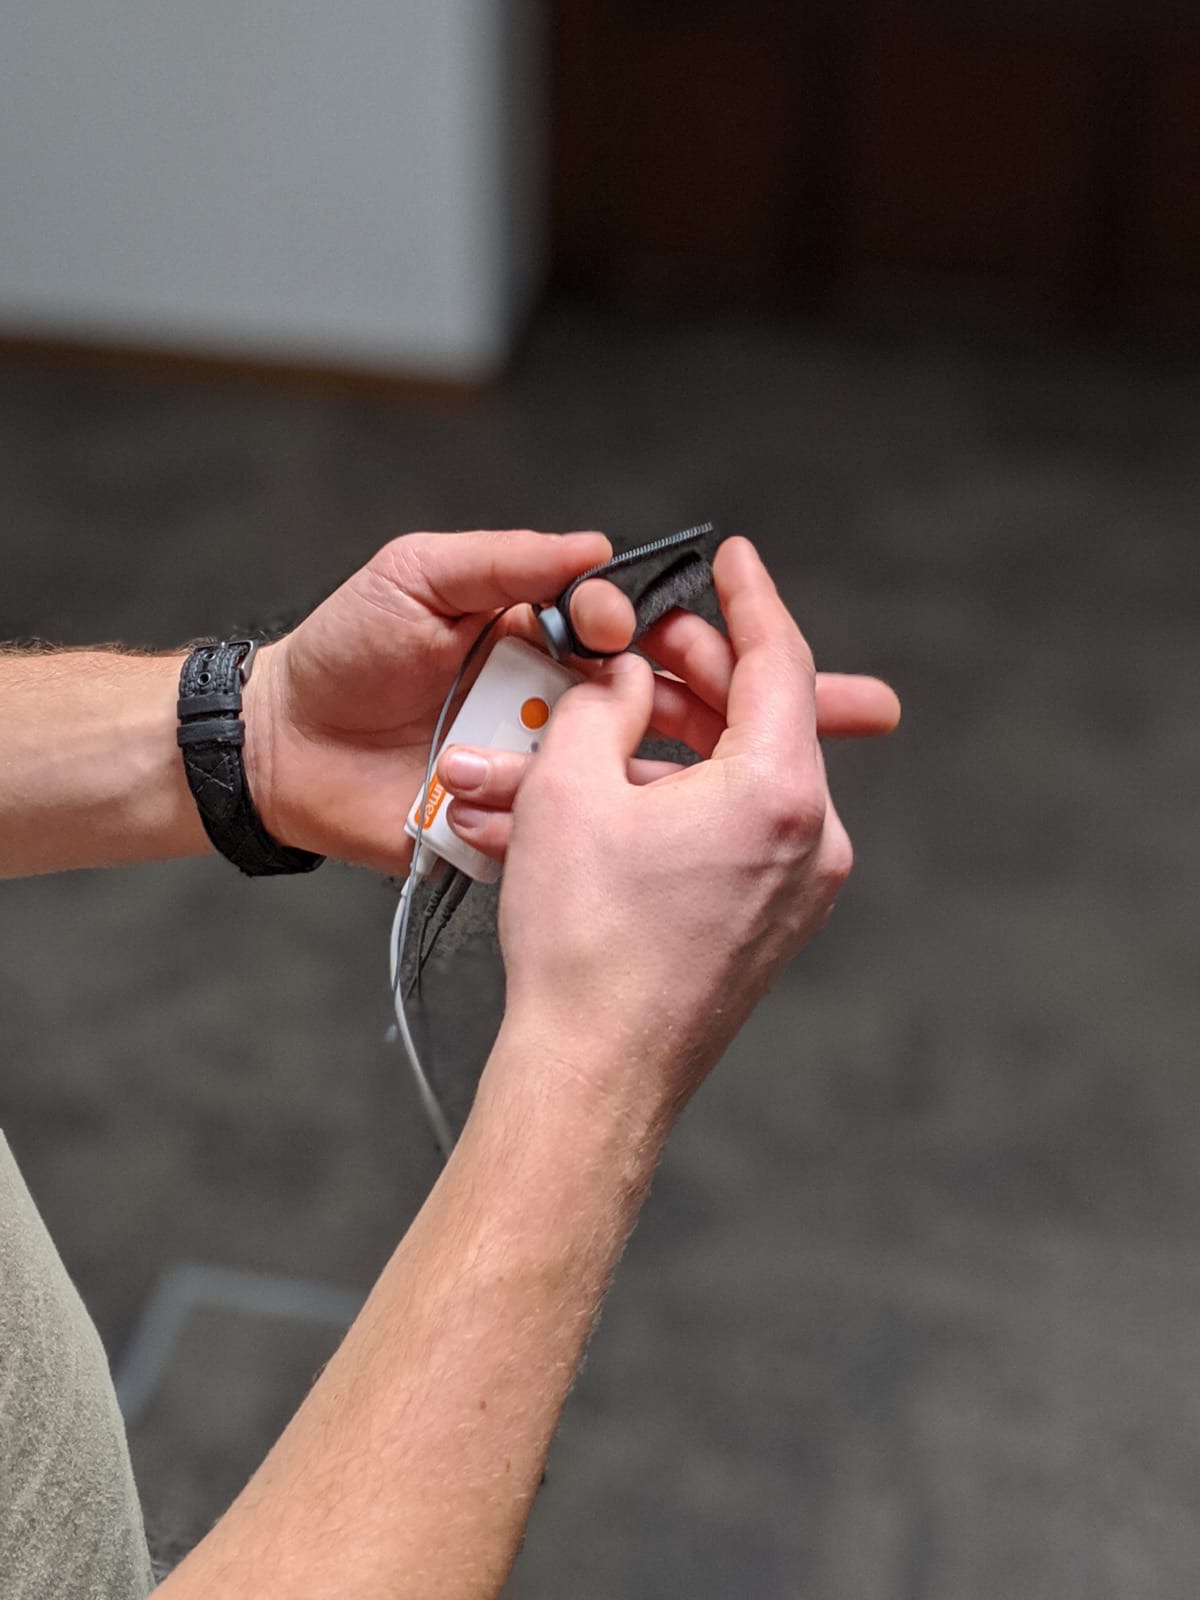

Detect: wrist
178,637,321,876
477,1011,677,1178
124,651,214,864
239,640,285,844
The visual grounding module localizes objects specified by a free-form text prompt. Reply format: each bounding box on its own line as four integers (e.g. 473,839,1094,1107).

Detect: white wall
0,1,546,380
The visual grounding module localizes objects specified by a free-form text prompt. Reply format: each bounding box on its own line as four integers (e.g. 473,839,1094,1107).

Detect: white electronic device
405,635,581,883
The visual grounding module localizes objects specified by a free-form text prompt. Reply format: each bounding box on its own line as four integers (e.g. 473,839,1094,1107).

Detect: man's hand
243,529,634,873
453,538,872,1116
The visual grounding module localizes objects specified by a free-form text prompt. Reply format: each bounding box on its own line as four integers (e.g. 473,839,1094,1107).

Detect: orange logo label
416,777,447,830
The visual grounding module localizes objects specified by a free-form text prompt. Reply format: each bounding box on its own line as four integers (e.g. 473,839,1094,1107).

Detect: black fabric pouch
537,521,720,661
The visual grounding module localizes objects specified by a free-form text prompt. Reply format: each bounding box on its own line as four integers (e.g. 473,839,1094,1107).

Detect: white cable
390,875,456,1159
388,611,505,1162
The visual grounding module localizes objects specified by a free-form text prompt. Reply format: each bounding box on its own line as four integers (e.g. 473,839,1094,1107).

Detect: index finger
710,538,817,763
640,609,901,737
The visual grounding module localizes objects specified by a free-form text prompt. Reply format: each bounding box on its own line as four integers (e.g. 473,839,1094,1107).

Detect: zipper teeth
576,521,715,583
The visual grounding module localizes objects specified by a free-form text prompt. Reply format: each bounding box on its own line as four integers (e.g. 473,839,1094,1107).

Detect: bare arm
158,1024,669,1599
0,648,205,876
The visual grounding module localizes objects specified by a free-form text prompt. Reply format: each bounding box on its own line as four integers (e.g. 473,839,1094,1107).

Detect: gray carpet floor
1,299,1199,1597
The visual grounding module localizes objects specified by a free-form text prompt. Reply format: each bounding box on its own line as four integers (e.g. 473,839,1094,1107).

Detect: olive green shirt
0,1134,153,1598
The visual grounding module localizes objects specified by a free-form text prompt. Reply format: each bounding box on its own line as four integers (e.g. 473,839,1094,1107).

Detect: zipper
572,521,716,585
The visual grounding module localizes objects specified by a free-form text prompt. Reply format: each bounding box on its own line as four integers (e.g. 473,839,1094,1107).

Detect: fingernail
448,802,489,833
442,749,489,791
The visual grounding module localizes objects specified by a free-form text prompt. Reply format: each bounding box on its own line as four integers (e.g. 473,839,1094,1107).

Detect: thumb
542,653,655,777
381,529,611,618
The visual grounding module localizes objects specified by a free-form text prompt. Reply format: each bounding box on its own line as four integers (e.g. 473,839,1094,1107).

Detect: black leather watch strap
177,640,324,878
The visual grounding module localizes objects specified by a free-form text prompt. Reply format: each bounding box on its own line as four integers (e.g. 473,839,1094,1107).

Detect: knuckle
823,828,854,890
381,530,427,576
761,769,827,847
767,629,816,686
376,532,462,617
373,533,428,599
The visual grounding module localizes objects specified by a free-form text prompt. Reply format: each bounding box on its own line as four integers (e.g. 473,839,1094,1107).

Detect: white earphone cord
390,612,505,1160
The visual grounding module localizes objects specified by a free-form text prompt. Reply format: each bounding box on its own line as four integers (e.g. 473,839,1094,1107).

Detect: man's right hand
476,538,871,1122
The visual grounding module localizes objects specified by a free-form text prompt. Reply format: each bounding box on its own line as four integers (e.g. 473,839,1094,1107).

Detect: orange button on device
520,696,551,731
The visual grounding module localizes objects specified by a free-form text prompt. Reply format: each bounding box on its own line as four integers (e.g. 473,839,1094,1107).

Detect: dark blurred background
2,3,1200,1596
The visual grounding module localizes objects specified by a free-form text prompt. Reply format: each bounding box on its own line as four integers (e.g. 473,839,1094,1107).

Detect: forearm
0,648,209,876
159,1023,670,1600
